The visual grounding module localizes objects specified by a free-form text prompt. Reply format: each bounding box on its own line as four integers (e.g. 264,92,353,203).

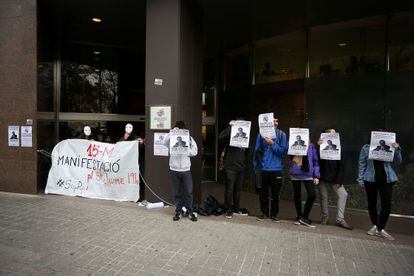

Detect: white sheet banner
230,120,251,148
45,139,140,202
169,129,190,156
368,131,396,162
288,128,309,156
319,132,341,160
258,113,276,139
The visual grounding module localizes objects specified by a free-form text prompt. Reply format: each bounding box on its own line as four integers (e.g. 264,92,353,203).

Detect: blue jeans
171,170,193,213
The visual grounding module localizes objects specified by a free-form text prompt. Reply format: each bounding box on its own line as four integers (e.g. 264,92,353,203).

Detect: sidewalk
0,192,413,276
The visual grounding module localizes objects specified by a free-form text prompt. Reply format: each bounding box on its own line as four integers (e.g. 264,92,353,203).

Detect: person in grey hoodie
163,121,198,222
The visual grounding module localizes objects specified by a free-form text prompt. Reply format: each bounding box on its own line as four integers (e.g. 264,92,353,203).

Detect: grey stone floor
0,192,413,276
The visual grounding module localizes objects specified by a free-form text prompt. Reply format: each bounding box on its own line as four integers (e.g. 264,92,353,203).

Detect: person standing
317,128,352,230
164,121,198,222
219,120,249,219
289,142,320,228
358,132,402,240
253,117,288,222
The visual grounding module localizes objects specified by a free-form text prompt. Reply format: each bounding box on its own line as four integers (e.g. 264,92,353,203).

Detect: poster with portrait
154,132,169,156
319,132,341,160
150,105,172,130
169,129,190,156
288,128,309,156
229,120,251,148
368,131,396,162
8,126,19,147
258,113,276,139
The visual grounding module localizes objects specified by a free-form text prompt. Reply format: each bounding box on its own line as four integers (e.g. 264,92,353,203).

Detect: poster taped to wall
169,129,190,156
319,132,341,160
368,131,396,162
258,113,276,139
288,128,309,156
45,139,140,202
21,126,32,147
229,120,251,148
8,126,19,147
154,132,169,156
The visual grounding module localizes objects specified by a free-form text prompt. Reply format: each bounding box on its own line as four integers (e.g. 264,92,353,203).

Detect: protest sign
288,128,309,156
8,126,19,147
229,120,251,148
169,129,190,156
46,139,140,202
258,113,276,139
319,132,341,160
368,131,396,162
154,132,169,156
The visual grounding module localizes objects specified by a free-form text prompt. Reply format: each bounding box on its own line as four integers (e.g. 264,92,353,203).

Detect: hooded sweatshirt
253,129,288,172
163,132,198,172
289,144,320,180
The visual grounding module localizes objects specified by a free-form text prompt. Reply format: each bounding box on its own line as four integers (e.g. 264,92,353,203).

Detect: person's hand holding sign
392,143,400,149
264,136,273,145
313,178,319,185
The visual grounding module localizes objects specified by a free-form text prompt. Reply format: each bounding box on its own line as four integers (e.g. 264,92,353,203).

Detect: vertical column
0,0,37,193
145,0,203,204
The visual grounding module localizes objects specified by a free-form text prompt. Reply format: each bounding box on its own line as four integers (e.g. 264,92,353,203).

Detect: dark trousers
171,170,193,213
292,180,316,219
364,181,394,231
259,171,283,217
224,169,244,210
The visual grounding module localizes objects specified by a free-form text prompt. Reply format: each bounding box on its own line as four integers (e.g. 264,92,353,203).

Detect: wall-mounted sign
8,126,19,147
21,126,33,147
149,105,172,130
154,78,163,86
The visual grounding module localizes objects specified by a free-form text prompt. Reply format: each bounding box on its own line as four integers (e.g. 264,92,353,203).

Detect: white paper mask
83,126,91,136
125,123,133,134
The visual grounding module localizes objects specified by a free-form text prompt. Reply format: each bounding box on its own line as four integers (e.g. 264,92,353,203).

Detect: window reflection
390,12,414,72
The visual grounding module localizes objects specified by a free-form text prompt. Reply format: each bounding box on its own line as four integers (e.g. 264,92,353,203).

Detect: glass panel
389,12,414,72
202,86,215,118
225,51,251,87
37,121,56,190
255,31,306,84
310,18,385,77
202,125,216,181
60,42,145,115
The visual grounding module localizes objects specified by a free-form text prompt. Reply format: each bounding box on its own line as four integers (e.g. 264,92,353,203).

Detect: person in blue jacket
253,117,288,221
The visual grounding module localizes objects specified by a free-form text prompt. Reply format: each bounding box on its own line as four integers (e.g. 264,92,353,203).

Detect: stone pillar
145,0,202,204
0,0,37,193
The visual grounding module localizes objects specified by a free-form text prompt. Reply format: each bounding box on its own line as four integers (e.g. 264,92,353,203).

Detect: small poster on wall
154,132,169,156
8,126,19,147
150,105,172,130
21,126,33,147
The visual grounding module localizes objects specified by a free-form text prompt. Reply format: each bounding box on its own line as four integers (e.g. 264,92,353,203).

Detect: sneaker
173,213,181,221
189,212,198,222
225,210,233,219
336,219,353,230
299,218,316,228
234,208,249,216
321,215,328,225
271,216,281,223
257,214,269,221
367,225,378,236
376,229,395,241
181,207,189,217
293,217,301,225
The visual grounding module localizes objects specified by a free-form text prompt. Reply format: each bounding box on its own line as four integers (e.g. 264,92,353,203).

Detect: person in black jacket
317,128,352,230
218,120,249,219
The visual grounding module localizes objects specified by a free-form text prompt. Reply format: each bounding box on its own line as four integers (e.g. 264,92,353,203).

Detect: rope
37,149,175,206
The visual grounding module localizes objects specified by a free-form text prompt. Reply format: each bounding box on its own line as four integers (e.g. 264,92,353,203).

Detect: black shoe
271,215,281,222
257,213,269,221
189,212,198,222
225,210,233,219
299,218,316,228
234,208,249,216
173,213,181,221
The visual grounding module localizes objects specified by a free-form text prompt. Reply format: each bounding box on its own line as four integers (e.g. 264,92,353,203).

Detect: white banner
288,128,309,156
46,139,140,202
230,120,251,148
154,132,169,156
258,113,276,139
170,129,190,156
319,132,341,160
368,131,396,162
